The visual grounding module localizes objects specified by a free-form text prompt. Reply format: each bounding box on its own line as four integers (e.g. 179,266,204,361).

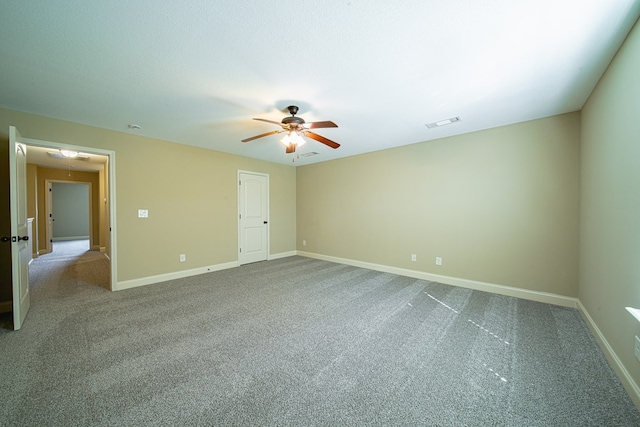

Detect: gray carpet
1,246,639,426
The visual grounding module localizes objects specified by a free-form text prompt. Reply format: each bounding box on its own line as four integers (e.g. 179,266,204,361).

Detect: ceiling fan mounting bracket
282,105,304,125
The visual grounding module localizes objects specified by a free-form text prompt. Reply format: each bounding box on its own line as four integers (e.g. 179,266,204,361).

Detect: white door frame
23,136,117,291
45,180,93,251
237,170,269,265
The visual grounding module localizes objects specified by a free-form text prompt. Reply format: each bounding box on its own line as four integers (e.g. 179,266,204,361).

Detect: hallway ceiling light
47,151,90,161
60,149,79,158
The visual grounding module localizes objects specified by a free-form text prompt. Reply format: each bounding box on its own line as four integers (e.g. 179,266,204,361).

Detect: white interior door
238,171,268,265
9,126,30,330
46,180,53,253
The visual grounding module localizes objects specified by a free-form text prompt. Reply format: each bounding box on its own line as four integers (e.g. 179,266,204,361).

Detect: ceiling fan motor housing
282,116,305,126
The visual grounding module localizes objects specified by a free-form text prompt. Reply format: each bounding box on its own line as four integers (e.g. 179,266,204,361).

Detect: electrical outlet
411,254,416,262
303,240,306,246
435,257,443,266
138,209,148,218
635,336,640,362
179,254,186,262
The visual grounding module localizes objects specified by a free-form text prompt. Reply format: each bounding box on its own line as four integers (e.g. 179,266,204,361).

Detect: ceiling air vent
300,152,319,157
426,116,461,129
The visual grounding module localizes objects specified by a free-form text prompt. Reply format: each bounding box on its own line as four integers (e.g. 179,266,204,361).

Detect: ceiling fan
241,105,340,153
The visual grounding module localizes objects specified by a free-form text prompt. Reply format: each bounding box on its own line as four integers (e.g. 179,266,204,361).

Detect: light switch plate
138,209,148,218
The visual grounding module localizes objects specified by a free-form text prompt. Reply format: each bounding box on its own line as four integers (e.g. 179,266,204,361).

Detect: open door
8,126,30,330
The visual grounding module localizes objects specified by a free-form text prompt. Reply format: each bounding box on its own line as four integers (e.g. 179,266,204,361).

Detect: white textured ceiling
1,1,639,166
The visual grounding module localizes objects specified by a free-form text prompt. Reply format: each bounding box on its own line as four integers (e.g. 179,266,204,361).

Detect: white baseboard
114,261,238,291
0,300,11,314
52,236,89,242
269,250,297,260
577,300,640,409
297,251,578,308
115,251,294,292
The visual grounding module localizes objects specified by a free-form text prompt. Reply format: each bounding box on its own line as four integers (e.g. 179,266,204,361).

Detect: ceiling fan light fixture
60,149,79,158
281,131,305,147
294,132,305,147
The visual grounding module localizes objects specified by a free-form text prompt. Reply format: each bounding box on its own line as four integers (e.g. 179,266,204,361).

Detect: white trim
269,250,297,260
22,136,117,292
52,236,90,242
116,253,296,292
626,307,640,323
114,261,238,291
297,251,578,308
578,301,640,409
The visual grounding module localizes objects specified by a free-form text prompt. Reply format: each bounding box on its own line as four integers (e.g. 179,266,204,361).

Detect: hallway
0,240,110,331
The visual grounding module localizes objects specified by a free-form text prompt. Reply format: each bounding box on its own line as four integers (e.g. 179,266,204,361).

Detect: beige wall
297,113,580,296
99,163,110,258
0,109,297,283
26,164,37,219
580,18,640,390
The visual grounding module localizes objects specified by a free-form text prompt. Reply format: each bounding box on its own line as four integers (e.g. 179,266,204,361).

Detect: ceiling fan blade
253,118,283,126
285,143,296,154
304,131,340,149
241,130,283,142
305,121,338,129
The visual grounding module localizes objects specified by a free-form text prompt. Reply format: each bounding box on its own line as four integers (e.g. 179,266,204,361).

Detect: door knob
18,236,29,241
263,221,268,224
1,237,10,243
